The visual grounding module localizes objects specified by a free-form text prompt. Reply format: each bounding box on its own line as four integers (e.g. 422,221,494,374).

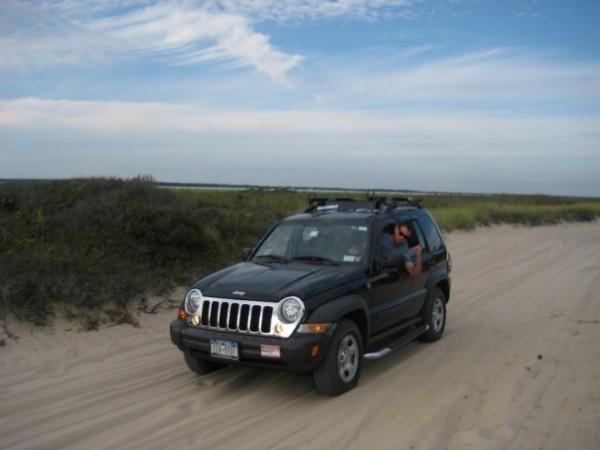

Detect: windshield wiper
290,256,339,265
253,254,289,263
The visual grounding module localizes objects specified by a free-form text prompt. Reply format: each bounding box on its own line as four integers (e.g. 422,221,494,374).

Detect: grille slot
261,307,273,333
250,305,261,332
229,303,239,329
201,301,210,326
209,302,219,327
219,303,229,328
196,298,276,336
239,304,250,331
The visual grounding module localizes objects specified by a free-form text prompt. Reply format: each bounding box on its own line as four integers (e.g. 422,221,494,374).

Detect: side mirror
241,247,253,260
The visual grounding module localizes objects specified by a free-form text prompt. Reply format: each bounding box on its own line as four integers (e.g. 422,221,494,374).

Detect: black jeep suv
170,197,451,395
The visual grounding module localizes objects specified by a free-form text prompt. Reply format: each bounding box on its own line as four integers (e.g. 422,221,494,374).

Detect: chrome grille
195,297,275,336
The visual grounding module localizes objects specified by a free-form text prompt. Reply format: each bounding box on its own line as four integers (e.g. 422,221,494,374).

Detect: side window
392,216,423,249
419,215,444,252
410,220,426,249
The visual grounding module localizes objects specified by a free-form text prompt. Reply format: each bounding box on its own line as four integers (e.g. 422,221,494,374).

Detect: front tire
420,287,446,342
184,350,226,375
313,319,363,396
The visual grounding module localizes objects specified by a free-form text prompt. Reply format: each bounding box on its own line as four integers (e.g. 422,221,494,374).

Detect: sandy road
1,222,599,450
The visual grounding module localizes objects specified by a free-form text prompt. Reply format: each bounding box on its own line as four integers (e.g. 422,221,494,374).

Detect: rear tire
419,287,446,342
184,350,226,375
313,319,363,396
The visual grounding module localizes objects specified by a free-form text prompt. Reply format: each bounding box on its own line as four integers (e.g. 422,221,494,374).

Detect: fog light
191,315,200,325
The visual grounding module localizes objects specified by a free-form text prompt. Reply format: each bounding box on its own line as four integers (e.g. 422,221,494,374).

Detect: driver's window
409,220,426,250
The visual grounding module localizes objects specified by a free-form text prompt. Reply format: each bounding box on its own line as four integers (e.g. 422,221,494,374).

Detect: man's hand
407,245,423,278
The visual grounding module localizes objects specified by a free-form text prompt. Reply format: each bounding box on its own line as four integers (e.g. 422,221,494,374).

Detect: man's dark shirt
380,235,413,270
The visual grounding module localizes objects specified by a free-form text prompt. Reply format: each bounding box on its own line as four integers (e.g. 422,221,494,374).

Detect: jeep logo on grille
232,290,245,296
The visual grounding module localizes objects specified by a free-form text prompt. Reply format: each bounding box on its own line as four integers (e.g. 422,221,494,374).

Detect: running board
363,325,429,360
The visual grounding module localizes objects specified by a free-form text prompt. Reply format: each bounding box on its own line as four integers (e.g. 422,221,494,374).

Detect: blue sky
1,0,599,195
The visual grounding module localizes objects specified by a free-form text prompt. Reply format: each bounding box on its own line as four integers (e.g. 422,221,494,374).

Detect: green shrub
0,177,220,324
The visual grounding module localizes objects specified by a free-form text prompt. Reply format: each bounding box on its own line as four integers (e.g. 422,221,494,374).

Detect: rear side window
419,215,444,252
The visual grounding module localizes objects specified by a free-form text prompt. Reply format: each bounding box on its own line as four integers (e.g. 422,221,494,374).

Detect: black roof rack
368,196,422,211
305,197,373,213
305,194,422,214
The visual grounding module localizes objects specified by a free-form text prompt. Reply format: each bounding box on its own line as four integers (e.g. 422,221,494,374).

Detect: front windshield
253,222,369,264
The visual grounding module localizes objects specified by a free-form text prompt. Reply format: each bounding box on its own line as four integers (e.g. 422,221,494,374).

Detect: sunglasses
396,228,410,239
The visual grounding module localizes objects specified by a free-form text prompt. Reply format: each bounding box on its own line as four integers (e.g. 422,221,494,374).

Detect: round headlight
278,297,304,323
185,289,203,315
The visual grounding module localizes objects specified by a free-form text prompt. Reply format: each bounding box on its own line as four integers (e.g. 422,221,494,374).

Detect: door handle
367,270,393,288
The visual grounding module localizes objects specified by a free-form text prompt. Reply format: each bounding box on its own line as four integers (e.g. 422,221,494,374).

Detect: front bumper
170,320,335,373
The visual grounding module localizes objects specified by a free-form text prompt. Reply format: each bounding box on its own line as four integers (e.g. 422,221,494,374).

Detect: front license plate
210,339,239,360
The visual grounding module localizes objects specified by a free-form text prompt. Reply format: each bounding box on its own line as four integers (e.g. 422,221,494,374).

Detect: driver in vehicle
381,222,423,277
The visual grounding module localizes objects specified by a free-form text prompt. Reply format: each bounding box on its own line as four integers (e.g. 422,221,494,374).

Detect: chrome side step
363,347,393,360
364,324,429,360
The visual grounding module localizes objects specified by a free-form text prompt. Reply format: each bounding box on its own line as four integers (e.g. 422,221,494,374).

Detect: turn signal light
298,323,331,334
177,308,188,320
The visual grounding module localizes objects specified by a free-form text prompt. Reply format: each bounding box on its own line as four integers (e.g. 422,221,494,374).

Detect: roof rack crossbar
367,196,422,211
305,195,421,213
305,197,374,213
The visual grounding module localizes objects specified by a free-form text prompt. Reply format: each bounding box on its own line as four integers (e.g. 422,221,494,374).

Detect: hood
194,261,363,303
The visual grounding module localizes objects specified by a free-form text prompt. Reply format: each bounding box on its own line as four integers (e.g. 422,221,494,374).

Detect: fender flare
426,267,451,303
306,295,370,341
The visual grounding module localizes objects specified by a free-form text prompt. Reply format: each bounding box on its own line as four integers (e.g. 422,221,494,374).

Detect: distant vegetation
1,178,599,326
417,194,600,231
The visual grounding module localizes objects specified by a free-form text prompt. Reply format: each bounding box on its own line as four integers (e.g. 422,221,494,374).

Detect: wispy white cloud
201,0,412,22
0,0,413,81
307,48,600,105
89,2,303,82
0,34,117,70
0,1,303,81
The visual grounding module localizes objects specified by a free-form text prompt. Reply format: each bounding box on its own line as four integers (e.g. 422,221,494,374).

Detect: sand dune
1,222,599,450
